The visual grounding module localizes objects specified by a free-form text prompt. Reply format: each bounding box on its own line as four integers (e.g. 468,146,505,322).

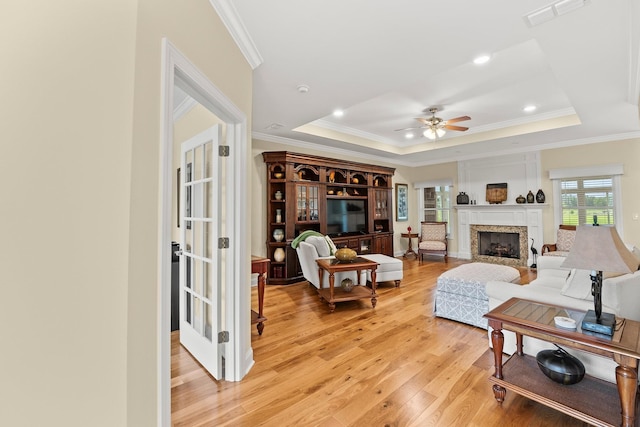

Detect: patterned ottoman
435,262,520,329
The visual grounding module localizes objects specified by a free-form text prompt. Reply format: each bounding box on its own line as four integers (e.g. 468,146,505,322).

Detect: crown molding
209,0,263,69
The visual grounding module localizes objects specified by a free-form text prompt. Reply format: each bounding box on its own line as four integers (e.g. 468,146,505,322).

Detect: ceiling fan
396,107,470,140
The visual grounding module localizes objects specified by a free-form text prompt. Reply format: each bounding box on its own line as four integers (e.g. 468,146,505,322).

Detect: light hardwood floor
171,257,588,426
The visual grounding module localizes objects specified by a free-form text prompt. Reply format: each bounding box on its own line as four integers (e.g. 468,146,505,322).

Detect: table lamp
561,225,638,335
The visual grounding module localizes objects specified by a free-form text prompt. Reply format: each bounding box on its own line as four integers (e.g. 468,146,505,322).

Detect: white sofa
485,251,640,383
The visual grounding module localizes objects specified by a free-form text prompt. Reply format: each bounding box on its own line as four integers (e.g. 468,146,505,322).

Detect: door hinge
218,237,230,249
218,331,229,343
219,145,230,157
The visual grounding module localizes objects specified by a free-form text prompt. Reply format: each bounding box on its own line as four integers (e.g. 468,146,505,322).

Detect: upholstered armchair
541,224,576,257
418,221,448,262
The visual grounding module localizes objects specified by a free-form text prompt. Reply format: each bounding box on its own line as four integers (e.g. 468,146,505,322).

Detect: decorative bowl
273,172,284,179
536,346,585,385
335,247,357,262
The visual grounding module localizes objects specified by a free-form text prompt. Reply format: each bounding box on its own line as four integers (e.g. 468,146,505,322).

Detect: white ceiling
211,0,640,166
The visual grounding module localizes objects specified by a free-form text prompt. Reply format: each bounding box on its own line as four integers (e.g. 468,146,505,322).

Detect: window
560,176,615,226
550,163,623,233
422,186,450,232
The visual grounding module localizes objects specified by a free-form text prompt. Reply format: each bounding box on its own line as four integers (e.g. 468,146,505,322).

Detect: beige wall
540,139,640,244
0,1,137,425
1,1,251,426
129,0,252,425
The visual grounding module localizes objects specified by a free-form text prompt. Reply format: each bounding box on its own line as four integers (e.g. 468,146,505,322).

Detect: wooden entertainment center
262,151,395,284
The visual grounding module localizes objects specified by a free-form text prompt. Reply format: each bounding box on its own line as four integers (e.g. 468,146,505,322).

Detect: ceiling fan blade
414,117,433,125
394,126,425,131
444,125,469,131
445,115,471,124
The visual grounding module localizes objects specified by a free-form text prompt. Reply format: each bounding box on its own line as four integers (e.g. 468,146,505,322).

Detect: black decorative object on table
516,194,526,204
536,189,546,203
526,190,535,203
536,344,585,385
456,192,469,205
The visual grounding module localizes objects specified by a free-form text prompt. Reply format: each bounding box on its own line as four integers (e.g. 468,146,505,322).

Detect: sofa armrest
602,270,640,322
485,280,614,314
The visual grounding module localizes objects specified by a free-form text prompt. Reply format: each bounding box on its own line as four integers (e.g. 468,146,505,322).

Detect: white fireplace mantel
456,204,546,266
455,204,549,210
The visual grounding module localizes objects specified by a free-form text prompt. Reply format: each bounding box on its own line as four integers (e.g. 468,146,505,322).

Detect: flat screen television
326,199,367,236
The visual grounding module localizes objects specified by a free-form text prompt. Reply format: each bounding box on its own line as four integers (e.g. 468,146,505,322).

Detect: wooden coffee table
316,257,378,313
485,298,640,427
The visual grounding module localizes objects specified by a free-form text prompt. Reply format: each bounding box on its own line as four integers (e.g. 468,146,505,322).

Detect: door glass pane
184,290,192,324
204,142,213,179
204,181,212,219
193,220,202,257
194,145,203,181
193,295,202,334
204,304,213,342
204,261,212,299
193,258,202,295
205,222,212,259
183,255,192,289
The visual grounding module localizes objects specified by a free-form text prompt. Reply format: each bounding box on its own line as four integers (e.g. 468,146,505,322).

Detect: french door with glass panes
179,125,223,379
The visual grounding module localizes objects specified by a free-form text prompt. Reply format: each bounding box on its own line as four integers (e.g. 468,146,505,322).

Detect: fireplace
470,225,528,267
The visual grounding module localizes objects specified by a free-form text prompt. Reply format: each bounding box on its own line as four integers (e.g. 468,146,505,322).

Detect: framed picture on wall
396,183,408,221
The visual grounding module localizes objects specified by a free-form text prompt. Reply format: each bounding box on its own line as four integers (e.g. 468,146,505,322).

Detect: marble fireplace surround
456,204,544,267
470,224,528,267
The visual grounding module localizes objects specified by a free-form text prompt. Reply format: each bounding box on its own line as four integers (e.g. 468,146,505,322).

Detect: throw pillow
556,228,576,252
324,235,338,255
306,236,330,257
561,268,594,300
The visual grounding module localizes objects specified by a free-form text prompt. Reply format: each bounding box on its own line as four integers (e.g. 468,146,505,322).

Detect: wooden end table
485,298,640,427
401,232,419,258
251,256,269,335
315,257,378,313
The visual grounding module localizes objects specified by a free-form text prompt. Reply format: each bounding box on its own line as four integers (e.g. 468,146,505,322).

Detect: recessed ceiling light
405,132,414,139
296,84,309,93
523,105,537,113
332,109,344,117
473,55,491,65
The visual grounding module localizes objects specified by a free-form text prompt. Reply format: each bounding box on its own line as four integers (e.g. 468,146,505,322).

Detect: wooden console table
485,298,640,427
251,256,269,335
316,257,378,313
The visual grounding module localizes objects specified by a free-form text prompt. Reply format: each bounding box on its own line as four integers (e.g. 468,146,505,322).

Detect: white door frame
159,38,250,426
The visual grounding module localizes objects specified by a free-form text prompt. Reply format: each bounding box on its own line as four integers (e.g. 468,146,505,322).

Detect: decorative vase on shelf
536,189,546,203
275,209,282,223
516,195,526,204
526,191,535,203
274,190,283,200
273,248,285,262
273,228,284,242
341,278,355,292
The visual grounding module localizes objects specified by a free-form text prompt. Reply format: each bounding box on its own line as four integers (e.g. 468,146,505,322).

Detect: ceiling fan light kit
397,107,470,140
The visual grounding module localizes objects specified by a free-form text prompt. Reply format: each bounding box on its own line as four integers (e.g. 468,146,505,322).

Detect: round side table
401,232,419,259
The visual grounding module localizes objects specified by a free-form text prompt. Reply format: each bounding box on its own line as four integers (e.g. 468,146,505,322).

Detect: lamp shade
561,225,637,273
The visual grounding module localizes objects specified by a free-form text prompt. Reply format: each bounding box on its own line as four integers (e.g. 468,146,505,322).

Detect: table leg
615,356,638,427
516,332,523,356
370,268,377,308
489,322,506,404
257,271,265,335
328,271,335,313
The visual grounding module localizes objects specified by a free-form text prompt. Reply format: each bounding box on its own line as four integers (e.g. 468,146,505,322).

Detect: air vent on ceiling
524,0,589,27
